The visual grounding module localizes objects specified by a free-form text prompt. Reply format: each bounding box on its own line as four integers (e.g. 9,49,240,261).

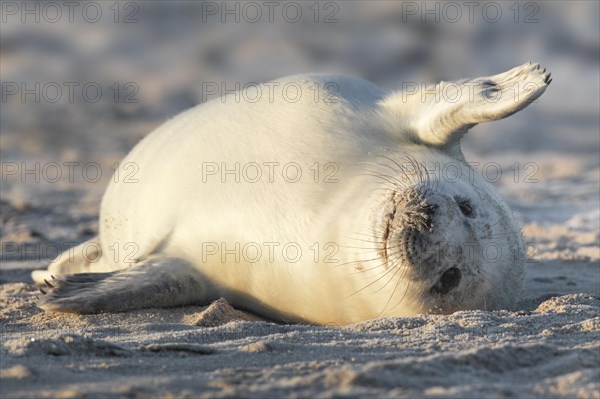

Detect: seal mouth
430,267,462,295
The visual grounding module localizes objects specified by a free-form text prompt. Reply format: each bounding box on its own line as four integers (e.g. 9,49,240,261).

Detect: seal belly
99,75,387,270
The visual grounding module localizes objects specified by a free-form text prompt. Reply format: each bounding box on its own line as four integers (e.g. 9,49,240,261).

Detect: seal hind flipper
38,258,213,313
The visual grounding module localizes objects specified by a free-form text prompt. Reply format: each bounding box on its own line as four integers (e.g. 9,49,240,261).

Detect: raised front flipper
380,62,551,158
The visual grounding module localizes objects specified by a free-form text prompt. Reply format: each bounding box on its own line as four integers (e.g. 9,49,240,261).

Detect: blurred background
1,1,599,275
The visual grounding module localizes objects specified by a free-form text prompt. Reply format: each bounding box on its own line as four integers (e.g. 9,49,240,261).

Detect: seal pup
33,63,551,325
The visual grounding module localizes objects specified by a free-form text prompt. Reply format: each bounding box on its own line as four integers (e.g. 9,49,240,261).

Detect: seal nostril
432,267,462,295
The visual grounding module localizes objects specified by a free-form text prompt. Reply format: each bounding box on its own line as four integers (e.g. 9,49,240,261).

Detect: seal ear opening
379,62,551,159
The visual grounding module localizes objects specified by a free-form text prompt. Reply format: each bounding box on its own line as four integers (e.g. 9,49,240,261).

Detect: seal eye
455,197,475,218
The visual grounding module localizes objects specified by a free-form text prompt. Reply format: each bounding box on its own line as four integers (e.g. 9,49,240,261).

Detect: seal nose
422,203,437,230
431,267,461,295
403,203,438,231
397,188,440,232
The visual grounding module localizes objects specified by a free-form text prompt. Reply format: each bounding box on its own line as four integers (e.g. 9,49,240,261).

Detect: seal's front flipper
38,258,214,313
380,62,551,157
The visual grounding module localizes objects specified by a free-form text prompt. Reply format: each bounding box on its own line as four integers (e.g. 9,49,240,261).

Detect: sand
0,281,598,398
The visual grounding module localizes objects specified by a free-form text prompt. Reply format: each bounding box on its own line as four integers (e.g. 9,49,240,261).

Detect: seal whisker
394,276,413,312
359,160,403,177
378,154,416,175
347,261,401,298
337,243,383,250
367,187,398,195
342,236,387,245
377,155,406,173
482,218,503,234
403,154,424,186
388,249,412,288
350,263,389,275
375,155,421,188
358,171,407,190
378,257,409,315
372,263,405,295
331,255,382,270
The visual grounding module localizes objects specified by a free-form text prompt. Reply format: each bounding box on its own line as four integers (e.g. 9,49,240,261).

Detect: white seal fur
34,62,551,325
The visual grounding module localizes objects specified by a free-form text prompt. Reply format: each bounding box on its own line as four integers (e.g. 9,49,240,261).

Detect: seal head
370,158,525,316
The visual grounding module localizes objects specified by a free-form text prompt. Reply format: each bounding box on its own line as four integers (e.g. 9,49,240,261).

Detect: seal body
34,63,551,325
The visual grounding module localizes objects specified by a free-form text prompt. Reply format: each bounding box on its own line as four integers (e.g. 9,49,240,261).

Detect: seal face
358,154,525,319
33,63,551,325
